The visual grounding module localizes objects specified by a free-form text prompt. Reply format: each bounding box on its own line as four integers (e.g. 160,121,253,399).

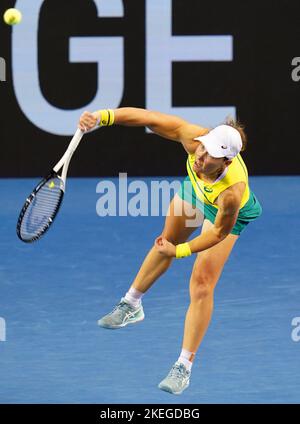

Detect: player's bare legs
158,219,238,394
182,219,239,352
130,194,201,293
98,194,202,328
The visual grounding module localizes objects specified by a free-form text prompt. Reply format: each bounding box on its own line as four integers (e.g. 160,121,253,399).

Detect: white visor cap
194,125,242,160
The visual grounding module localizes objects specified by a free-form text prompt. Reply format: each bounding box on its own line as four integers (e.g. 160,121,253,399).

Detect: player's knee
191,282,213,301
160,230,188,245
190,269,216,300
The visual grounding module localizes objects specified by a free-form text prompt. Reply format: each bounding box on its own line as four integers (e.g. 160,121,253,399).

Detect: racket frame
16,129,84,243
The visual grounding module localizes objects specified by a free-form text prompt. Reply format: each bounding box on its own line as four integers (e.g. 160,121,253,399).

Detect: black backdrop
0,0,300,177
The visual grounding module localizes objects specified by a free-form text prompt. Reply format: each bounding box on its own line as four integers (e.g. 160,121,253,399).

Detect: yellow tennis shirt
186,153,250,209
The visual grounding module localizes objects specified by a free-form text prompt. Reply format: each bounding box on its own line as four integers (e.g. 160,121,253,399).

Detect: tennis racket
17,128,85,243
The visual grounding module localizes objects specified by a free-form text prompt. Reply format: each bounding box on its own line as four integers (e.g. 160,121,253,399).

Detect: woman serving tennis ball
79,108,262,395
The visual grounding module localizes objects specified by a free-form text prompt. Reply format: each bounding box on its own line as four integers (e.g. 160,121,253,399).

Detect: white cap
194,125,242,160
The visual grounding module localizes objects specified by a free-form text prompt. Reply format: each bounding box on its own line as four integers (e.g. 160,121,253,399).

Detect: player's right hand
78,111,99,132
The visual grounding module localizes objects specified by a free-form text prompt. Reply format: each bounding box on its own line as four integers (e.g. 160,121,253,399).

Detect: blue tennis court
0,176,299,404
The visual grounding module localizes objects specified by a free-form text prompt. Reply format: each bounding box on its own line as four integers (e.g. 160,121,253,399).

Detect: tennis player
79,108,262,395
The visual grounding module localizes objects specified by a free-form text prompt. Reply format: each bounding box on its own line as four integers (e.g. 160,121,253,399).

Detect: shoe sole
97,314,145,329
158,381,190,395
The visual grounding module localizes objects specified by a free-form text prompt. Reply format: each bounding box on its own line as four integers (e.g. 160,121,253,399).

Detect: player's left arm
155,182,245,256
188,182,246,253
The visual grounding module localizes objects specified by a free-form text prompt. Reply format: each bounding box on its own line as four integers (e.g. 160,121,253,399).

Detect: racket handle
54,129,84,173
67,128,84,154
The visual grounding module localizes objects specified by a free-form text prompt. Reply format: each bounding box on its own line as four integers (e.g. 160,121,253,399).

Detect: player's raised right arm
79,107,209,154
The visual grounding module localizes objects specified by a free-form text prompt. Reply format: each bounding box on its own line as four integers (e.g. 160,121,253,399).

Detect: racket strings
19,177,63,241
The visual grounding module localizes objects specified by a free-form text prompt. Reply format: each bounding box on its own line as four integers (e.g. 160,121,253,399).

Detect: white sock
124,287,144,308
177,348,195,372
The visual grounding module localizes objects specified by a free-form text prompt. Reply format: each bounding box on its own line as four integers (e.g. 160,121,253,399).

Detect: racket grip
53,129,84,173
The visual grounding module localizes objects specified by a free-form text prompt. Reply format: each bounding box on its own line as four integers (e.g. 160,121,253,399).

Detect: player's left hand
154,236,176,257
